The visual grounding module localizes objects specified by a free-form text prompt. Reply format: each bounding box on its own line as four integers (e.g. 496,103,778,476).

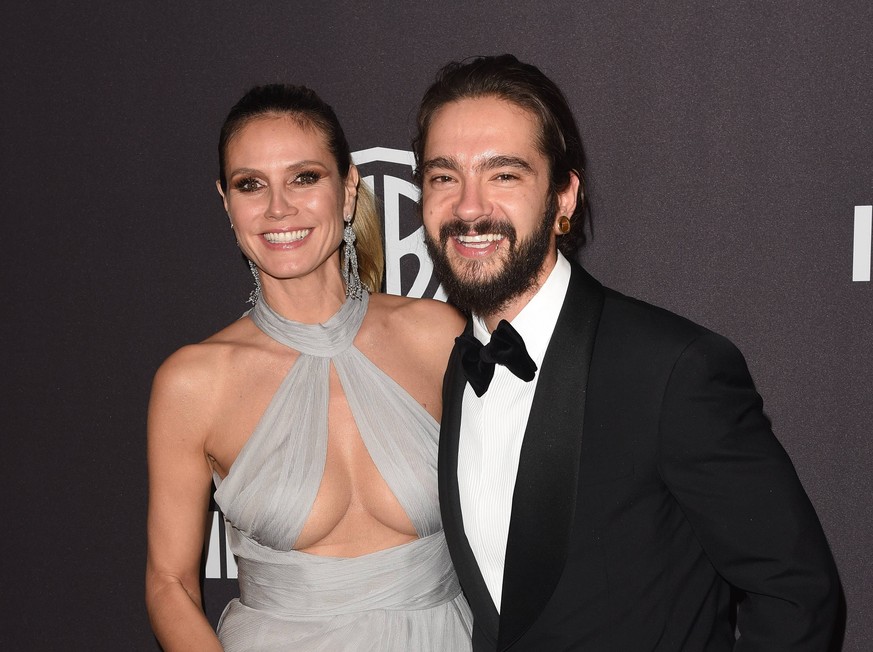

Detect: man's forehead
424,96,542,160
430,96,538,131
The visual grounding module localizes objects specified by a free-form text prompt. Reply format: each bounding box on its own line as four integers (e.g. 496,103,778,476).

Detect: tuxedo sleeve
657,331,840,651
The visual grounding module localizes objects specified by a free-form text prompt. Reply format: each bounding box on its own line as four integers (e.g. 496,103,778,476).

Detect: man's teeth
457,233,504,248
264,229,311,243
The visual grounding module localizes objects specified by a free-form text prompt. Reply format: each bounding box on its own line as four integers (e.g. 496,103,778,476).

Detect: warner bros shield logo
352,147,446,300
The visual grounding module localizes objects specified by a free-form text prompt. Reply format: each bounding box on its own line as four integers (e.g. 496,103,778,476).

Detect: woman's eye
233,177,262,192
294,171,321,185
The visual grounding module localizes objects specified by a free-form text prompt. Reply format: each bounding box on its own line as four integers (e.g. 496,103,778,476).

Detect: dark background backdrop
2,2,870,649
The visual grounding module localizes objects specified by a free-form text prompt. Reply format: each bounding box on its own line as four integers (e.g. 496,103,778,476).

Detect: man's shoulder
557,261,743,364
576,275,721,358
565,262,705,336
580,283,751,396
602,286,707,337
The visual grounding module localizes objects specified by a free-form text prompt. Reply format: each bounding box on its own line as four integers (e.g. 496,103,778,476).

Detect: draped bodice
211,294,472,650
213,292,442,552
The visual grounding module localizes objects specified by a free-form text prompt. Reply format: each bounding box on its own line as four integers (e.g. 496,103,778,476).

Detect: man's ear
553,171,580,233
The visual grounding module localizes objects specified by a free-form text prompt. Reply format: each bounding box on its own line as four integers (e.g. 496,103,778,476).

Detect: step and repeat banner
3,2,870,650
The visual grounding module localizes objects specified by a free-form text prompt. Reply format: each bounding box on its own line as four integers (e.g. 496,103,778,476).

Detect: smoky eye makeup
294,170,322,185
232,176,263,192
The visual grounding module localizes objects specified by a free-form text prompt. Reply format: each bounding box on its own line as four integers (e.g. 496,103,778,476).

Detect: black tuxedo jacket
439,261,839,651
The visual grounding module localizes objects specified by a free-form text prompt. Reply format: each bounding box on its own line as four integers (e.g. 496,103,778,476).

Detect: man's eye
233,177,262,192
294,171,321,185
495,173,518,182
430,174,454,184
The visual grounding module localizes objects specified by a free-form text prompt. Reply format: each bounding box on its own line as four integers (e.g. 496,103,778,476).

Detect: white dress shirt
457,252,571,612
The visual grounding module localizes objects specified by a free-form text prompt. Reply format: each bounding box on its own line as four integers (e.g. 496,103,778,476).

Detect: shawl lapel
497,262,604,649
438,319,500,640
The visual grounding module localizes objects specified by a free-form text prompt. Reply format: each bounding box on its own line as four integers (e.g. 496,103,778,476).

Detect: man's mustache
439,218,517,244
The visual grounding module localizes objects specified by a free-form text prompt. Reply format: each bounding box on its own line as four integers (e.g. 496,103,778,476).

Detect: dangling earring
342,214,363,300
247,259,262,305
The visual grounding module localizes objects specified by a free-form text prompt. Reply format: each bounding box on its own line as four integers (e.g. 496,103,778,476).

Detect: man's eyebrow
421,156,460,174
420,154,534,175
476,155,534,174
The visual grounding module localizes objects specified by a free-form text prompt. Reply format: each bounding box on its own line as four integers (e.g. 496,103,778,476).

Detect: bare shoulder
154,319,246,387
359,294,465,417
150,316,261,429
365,293,466,350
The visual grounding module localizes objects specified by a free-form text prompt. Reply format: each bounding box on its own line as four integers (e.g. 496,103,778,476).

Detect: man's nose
453,181,491,222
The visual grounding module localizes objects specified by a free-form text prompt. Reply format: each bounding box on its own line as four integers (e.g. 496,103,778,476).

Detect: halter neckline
249,293,368,358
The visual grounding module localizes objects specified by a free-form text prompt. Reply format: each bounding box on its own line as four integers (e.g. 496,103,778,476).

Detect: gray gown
213,293,473,651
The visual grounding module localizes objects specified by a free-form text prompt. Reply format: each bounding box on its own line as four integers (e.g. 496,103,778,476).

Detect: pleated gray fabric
213,293,472,651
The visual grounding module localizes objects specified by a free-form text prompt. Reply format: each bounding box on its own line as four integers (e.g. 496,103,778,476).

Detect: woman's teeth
264,229,311,243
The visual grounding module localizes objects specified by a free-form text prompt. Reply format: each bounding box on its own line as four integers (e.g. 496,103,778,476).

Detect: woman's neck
259,271,348,324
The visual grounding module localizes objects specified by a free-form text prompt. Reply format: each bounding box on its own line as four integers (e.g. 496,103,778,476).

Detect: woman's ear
216,180,232,228
343,165,360,217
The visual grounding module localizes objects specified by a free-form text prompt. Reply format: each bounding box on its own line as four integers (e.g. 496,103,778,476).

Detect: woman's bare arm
145,346,224,651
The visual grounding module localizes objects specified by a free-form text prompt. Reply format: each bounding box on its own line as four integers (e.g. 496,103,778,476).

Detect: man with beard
413,54,839,651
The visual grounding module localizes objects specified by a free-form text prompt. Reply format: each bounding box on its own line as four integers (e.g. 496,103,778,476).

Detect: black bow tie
456,320,537,397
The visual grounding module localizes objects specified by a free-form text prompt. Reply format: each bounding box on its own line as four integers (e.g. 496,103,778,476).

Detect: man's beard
424,196,557,317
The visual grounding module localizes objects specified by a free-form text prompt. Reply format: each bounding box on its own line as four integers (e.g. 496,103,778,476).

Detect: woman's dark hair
218,84,383,291
412,54,590,255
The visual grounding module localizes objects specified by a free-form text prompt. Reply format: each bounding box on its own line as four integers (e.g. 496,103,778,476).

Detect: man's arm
657,331,840,650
